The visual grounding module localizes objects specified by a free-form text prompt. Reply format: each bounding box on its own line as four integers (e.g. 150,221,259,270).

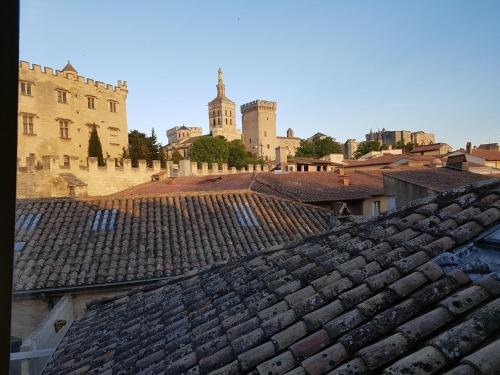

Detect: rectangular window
87,96,95,109
59,120,69,138
20,81,32,96
372,201,381,216
22,114,34,134
63,155,70,167
57,90,67,103
109,101,117,112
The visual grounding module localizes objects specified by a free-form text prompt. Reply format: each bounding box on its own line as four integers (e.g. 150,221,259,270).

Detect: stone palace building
17,61,129,169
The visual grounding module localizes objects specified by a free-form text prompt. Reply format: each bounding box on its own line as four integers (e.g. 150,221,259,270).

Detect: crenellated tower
208,68,241,141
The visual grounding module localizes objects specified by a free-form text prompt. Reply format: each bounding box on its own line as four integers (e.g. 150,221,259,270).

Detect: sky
20,0,500,148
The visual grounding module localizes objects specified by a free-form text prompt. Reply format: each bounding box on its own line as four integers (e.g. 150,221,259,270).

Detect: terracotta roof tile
42,178,500,375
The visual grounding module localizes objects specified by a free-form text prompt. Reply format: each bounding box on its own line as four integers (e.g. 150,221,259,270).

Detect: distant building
307,132,327,141
365,129,435,146
18,61,129,169
478,143,500,151
343,139,358,159
166,125,202,144
208,68,241,141
409,142,452,156
241,100,301,160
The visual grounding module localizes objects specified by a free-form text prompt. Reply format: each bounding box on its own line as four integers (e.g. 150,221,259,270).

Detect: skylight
91,209,117,232
233,203,259,227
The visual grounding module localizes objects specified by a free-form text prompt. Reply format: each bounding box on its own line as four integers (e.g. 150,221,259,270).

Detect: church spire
216,67,225,97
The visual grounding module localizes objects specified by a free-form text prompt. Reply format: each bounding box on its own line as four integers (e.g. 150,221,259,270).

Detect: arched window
225,110,227,116
225,118,228,124
213,119,216,126
230,119,232,125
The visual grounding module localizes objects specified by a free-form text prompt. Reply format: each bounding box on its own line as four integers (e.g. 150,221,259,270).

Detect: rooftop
113,171,385,203
383,168,493,192
13,191,331,292
43,177,500,374
410,143,449,153
471,148,500,161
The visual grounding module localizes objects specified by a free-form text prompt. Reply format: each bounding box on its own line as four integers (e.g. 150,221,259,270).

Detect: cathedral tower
208,68,241,141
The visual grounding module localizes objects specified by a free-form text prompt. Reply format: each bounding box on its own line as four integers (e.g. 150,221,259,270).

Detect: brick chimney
339,177,350,186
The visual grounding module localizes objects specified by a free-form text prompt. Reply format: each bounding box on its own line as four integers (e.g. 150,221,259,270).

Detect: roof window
92,209,117,231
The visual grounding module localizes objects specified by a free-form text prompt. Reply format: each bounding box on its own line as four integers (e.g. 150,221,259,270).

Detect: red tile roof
383,167,493,192
114,171,385,203
471,149,500,161
410,143,448,153
343,154,410,167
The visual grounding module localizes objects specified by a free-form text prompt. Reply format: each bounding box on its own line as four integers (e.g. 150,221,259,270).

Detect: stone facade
241,100,301,161
208,68,241,141
18,61,128,168
366,129,435,146
166,125,202,144
343,139,358,159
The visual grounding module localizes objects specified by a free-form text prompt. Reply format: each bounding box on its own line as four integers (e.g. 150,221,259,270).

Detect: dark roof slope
410,143,449,153
13,192,331,292
43,178,500,375
384,168,492,192
253,171,384,202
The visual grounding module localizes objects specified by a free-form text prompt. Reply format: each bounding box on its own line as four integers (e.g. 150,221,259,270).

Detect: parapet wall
16,157,270,198
241,99,277,113
19,61,127,93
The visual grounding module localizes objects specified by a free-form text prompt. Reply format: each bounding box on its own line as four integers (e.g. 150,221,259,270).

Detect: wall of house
11,299,50,342
362,195,391,216
18,61,128,167
384,175,437,208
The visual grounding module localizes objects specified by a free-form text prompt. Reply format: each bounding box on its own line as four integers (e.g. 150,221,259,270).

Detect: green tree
145,128,166,167
227,139,258,168
295,136,342,158
394,140,416,152
127,130,149,167
88,126,105,166
171,150,183,164
188,136,229,164
353,141,388,159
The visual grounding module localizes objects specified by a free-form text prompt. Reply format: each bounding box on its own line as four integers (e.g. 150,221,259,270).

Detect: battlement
240,99,277,113
19,61,128,93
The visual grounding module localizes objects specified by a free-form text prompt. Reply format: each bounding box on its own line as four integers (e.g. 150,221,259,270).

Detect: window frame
59,119,70,139
56,89,68,104
20,81,32,96
21,114,34,135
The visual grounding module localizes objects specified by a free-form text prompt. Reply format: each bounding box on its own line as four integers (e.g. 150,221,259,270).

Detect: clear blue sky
20,0,500,148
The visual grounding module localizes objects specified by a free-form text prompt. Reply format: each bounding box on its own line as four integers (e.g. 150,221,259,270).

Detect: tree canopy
394,140,416,152
188,136,260,168
125,129,166,167
295,135,342,158
88,126,105,166
353,141,389,159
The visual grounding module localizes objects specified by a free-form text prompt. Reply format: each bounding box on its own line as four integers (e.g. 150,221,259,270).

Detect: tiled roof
343,154,411,167
410,143,448,153
384,168,492,192
113,174,255,197
59,173,87,187
42,178,500,375
253,171,384,203
114,172,385,203
471,149,500,161
13,192,331,291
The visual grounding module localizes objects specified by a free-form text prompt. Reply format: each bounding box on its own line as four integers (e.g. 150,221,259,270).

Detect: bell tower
208,68,241,141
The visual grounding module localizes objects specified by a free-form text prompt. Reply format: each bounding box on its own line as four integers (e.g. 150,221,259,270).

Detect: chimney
466,142,472,154
336,168,345,176
339,177,349,186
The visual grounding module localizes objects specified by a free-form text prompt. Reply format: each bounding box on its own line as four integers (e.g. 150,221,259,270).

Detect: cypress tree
88,126,105,166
